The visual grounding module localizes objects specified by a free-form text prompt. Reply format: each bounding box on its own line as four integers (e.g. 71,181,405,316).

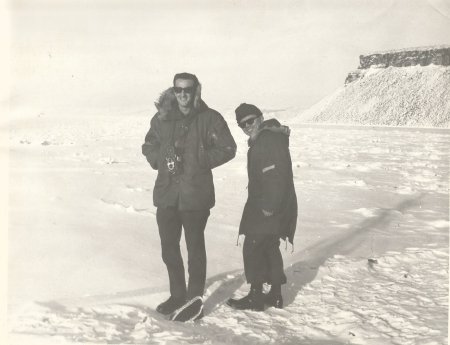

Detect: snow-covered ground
7,112,449,345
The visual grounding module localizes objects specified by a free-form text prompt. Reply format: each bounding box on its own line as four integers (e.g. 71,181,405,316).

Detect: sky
7,0,450,118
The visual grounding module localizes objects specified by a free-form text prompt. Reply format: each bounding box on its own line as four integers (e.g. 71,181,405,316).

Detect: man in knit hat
227,103,297,311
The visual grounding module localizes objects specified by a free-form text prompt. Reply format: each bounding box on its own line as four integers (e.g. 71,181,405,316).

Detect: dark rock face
345,70,364,85
359,47,450,69
346,46,450,84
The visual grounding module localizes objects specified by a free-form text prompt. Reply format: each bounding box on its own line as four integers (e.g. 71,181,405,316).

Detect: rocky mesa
299,46,450,128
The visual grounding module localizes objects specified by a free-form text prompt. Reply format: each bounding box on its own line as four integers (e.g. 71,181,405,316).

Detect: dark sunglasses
238,117,258,128
173,86,195,94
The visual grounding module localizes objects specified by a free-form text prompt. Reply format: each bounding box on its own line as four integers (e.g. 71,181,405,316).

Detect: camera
165,146,182,175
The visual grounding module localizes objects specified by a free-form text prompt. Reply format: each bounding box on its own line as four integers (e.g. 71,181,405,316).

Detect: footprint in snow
98,157,129,165
100,198,154,216
125,185,151,192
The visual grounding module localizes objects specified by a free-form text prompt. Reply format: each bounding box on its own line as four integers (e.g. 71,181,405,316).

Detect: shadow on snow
12,194,424,344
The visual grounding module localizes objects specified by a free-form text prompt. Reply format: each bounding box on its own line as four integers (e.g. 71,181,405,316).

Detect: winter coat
239,119,298,244
142,101,236,211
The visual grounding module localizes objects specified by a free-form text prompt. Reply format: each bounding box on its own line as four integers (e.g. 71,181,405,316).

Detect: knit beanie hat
235,103,263,123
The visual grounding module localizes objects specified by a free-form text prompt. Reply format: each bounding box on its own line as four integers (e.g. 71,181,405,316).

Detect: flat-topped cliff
359,46,450,69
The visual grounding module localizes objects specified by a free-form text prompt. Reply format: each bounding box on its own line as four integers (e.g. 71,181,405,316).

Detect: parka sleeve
142,114,161,170
203,112,237,169
256,134,290,214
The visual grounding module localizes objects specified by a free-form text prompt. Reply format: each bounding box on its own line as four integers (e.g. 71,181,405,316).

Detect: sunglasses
238,117,258,128
173,86,195,94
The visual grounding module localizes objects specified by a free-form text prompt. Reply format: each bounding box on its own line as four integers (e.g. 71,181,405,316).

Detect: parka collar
248,118,290,146
159,100,209,121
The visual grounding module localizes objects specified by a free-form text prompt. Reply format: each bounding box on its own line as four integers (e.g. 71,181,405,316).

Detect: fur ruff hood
154,86,207,120
248,118,291,146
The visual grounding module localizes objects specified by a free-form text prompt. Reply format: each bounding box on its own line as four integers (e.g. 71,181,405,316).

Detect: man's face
174,78,195,109
239,114,261,137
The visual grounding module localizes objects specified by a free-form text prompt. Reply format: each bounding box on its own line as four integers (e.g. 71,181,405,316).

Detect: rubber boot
156,296,186,315
226,284,264,311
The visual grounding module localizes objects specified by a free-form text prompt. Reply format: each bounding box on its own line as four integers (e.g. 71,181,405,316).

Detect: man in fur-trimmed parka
227,103,297,311
142,73,236,321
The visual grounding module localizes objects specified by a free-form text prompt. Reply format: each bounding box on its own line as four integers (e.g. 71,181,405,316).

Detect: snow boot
156,296,186,315
264,292,283,309
170,296,204,322
226,286,264,311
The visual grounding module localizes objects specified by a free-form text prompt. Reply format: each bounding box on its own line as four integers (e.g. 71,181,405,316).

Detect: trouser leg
181,209,210,299
156,207,186,299
243,235,268,285
265,236,287,285
243,234,286,285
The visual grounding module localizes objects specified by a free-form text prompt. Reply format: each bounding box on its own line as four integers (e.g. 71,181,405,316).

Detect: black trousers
243,234,287,285
156,207,210,300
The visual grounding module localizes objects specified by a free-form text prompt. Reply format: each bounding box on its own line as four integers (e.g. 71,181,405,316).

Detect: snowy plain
7,111,449,345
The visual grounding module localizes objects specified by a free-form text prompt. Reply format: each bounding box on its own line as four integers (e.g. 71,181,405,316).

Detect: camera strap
166,112,198,175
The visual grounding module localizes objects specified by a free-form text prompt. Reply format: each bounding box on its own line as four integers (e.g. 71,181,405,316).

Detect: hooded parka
143,101,236,211
239,119,297,244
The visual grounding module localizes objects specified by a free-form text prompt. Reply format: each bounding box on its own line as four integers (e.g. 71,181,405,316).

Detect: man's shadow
204,193,424,311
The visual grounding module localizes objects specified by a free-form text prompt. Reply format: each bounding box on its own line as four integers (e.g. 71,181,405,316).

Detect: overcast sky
9,0,450,118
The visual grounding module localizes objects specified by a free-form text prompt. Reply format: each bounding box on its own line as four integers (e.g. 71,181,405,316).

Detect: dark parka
142,101,236,211
239,119,298,244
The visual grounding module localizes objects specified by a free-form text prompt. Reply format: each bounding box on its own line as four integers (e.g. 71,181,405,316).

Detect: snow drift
296,46,450,128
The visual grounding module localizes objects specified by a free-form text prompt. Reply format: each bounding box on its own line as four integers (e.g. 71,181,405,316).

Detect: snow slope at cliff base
295,65,450,128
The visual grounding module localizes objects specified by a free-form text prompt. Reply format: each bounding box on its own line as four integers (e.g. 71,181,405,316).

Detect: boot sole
170,296,203,322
